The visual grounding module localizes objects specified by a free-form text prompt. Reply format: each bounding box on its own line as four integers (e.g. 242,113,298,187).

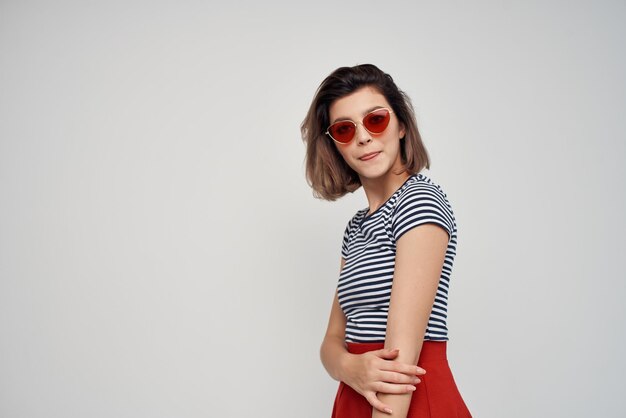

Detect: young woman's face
328,86,406,182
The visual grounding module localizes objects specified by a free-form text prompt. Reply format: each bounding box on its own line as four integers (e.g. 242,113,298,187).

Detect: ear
399,122,406,139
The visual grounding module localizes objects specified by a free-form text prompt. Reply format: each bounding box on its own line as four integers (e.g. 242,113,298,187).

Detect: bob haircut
301,64,430,201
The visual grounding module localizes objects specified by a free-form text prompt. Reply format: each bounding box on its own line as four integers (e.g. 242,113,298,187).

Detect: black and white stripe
338,173,458,343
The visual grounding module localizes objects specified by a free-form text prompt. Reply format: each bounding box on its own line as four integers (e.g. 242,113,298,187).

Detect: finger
379,360,426,377
379,370,422,385
375,382,418,395
365,392,393,415
373,348,400,360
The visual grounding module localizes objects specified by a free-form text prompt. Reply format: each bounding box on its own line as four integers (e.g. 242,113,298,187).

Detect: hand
341,348,426,414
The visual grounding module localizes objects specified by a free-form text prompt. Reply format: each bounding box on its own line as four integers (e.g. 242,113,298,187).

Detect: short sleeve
391,183,455,242
341,211,365,259
341,219,352,259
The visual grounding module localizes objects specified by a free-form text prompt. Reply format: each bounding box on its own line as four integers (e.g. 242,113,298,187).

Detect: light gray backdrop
1,1,624,417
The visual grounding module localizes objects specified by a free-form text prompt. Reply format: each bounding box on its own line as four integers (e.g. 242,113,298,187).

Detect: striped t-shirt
338,173,458,343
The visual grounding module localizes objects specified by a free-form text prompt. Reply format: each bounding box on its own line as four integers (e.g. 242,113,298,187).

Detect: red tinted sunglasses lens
363,109,391,133
328,121,356,143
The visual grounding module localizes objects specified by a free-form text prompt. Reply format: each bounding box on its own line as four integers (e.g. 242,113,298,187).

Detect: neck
361,169,410,215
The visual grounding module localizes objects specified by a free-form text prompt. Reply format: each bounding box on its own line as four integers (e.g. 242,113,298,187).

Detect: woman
301,64,472,418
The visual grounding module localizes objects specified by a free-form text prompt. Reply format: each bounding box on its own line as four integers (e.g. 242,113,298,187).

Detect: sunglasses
326,108,394,144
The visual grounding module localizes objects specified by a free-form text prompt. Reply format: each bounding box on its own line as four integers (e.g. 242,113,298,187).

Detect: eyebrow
331,106,386,124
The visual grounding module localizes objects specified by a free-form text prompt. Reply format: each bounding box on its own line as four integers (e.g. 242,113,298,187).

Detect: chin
356,167,393,180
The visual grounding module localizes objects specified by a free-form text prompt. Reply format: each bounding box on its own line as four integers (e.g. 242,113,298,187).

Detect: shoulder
395,173,452,209
343,207,368,234
391,173,456,241
341,208,368,257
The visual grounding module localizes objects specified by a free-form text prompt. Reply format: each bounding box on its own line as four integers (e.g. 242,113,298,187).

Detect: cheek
334,144,351,161
334,145,359,169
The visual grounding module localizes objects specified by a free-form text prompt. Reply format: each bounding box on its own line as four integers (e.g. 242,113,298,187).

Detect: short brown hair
301,64,430,201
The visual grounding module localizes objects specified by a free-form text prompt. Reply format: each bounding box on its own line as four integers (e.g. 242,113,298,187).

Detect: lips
359,151,381,161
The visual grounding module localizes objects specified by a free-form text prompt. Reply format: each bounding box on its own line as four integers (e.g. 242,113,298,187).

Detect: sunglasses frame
325,108,395,145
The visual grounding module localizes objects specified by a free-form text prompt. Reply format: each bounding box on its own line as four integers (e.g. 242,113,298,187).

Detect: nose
355,122,372,145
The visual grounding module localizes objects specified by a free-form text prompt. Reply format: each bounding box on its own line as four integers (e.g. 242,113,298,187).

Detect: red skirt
331,342,471,418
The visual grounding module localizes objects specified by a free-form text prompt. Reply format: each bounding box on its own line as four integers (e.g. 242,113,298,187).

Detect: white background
1,1,625,417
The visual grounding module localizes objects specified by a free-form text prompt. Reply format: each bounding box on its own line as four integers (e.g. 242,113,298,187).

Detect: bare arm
320,258,425,414
319,266,349,382
372,223,449,417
